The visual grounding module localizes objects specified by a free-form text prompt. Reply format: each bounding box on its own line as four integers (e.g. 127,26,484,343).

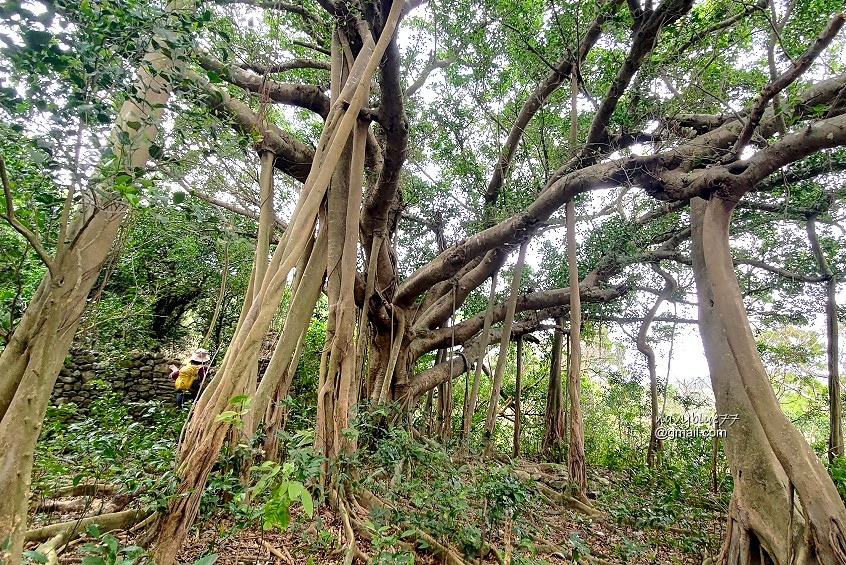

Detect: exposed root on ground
512,468,603,519
358,488,473,565
45,483,117,499
25,509,151,546
337,497,368,565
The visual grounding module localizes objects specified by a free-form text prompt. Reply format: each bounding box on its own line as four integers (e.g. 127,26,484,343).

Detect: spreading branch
729,12,846,159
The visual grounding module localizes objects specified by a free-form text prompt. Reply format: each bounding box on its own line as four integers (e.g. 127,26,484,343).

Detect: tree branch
405,56,458,98
196,51,331,118
0,154,58,280
735,258,826,283
482,0,624,211
214,0,322,25
729,12,846,159
243,58,331,75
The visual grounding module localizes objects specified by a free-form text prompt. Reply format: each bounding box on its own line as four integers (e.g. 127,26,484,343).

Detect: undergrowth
31,396,729,563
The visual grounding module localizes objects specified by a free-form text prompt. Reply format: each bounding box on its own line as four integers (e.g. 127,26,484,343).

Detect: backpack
175,364,201,391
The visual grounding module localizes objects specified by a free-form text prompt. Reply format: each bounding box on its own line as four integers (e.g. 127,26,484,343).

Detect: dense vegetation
1,0,845,563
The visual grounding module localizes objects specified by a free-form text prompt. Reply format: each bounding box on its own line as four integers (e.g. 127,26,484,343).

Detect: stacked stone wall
52,350,176,407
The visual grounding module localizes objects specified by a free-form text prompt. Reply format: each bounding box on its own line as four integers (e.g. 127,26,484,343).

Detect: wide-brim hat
190,348,210,363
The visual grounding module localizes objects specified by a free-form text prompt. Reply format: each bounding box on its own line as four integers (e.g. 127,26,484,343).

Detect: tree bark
691,197,846,564
543,315,566,459
0,2,193,560
483,240,529,454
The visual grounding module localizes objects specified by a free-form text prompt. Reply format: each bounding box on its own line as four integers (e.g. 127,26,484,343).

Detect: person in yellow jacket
168,348,210,408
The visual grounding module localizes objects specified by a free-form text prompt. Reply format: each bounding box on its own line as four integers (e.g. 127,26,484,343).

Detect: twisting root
338,498,368,565
512,469,603,519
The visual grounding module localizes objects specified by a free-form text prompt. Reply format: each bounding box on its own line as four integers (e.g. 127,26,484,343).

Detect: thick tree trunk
0,210,124,565
0,2,192,558
147,8,404,561
543,316,566,459
691,197,846,564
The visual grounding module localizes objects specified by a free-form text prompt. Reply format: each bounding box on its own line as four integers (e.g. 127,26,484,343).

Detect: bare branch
214,0,321,25
735,258,826,283
580,0,694,159
196,51,331,118
482,0,625,211
672,0,767,56
405,56,458,98
293,39,331,56
186,68,315,183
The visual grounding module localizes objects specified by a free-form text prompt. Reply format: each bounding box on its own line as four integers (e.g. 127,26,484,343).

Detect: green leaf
229,394,251,407
103,534,119,555
300,489,314,517
214,410,239,423
287,481,303,501
81,557,106,565
23,550,49,563
85,524,101,538
191,554,218,565
172,192,186,204
206,70,222,83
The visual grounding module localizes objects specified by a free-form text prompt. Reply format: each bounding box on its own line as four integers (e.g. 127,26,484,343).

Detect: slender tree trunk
0,2,194,559
826,276,842,460
461,272,499,448
640,265,675,468
240,149,276,444
565,198,586,497
484,239,529,454
692,197,846,564
807,216,842,462
543,315,566,460
564,59,587,497
513,335,523,458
